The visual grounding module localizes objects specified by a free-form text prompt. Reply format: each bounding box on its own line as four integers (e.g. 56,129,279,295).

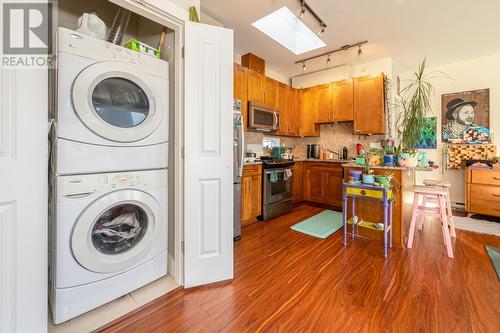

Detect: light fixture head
302,61,306,71
358,45,363,56
326,53,331,65
318,22,326,37
298,3,305,20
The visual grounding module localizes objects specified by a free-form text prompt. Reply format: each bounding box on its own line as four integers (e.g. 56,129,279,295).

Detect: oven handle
265,168,292,174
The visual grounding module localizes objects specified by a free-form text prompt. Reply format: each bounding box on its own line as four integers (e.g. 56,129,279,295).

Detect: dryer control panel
57,169,167,199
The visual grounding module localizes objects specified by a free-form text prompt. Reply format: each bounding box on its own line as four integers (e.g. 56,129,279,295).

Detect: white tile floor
48,275,178,333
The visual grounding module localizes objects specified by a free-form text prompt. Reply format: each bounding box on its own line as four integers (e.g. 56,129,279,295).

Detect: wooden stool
421,179,456,237
407,185,454,258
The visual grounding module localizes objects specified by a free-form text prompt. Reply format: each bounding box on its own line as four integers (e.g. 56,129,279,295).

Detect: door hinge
181,240,185,254
181,46,185,59
181,146,185,159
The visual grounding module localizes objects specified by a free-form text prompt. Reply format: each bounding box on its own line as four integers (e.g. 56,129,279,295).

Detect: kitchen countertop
294,158,352,163
243,161,262,166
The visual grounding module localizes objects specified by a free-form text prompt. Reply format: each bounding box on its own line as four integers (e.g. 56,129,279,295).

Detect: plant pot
375,175,390,186
383,154,396,166
349,170,362,182
362,174,375,184
398,152,418,168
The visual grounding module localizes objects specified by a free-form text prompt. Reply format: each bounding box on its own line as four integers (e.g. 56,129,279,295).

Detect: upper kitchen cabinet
277,84,300,136
246,69,279,108
234,64,248,127
287,87,300,136
277,83,288,136
300,87,320,137
264,77,279,108
315,83,334,123
353,73,385,135
247,69,264,103
332,79,354,122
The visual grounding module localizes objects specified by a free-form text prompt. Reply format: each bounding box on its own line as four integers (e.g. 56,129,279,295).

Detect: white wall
233,52,290,84
291,58,394,89
399,53,500,205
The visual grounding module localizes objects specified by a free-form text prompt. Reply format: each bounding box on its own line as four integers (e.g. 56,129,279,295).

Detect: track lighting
302,61,306,71
295,40,368,69
318,22,326,37
298,1,305,20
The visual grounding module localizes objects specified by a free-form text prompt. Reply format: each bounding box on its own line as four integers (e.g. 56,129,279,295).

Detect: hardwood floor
98,205,500,333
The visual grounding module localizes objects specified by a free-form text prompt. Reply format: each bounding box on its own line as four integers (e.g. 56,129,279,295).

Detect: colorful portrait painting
441,89,490,144
416,117,437,149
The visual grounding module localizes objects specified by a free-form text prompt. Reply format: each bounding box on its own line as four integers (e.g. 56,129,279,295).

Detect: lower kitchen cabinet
466,168,500,217
242,164,262,224
292,162,303,204
303,162,343,206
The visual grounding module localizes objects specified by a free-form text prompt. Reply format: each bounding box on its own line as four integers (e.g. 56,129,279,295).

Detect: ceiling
201,0,500,78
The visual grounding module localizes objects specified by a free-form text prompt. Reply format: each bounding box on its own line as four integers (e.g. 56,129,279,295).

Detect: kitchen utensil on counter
272,147,286,160
307,144,320,159
356,143,365,156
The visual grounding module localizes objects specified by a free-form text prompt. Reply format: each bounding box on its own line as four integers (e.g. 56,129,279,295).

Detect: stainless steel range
261,159,295,221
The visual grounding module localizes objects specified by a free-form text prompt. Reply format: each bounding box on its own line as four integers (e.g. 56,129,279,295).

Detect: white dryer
49,169,168,324
55,27,169,175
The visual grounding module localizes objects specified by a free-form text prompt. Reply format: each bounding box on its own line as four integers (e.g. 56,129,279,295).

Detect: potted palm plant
395,59,440,167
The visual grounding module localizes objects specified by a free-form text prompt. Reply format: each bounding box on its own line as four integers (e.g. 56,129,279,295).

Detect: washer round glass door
71,190,162,273
72,61,163,143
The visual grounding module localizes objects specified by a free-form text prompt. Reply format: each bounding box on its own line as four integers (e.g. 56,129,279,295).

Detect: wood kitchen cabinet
332,79,354,122
277,84,300,136
315,83,334,123
292,162,303,204
303,162,343,206
299,87,320,137
241,164,262,225
466,168,500,217
264,77,279,108
234,64,248,127
246,69,279,108
247,69,264,103
277,83,289,136
353,73,385,135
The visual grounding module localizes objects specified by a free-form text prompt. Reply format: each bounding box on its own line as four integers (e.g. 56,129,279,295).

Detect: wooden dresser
466,168,500,217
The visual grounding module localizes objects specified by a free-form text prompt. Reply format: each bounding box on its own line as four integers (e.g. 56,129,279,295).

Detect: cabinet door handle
494,177,500,180
493,194,500,197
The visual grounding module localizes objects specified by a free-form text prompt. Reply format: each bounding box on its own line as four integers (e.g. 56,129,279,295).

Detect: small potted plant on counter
395,58,443,168
361,150,375,184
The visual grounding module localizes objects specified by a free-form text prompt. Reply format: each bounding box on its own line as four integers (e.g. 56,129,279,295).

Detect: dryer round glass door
71,190,163,273
72,61,163,143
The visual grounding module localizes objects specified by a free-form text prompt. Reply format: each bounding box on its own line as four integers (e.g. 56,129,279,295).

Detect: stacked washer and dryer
50,27,170,324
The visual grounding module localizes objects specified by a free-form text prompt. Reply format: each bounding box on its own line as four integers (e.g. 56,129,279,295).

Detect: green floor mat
486,246,500,281
291,210,343,239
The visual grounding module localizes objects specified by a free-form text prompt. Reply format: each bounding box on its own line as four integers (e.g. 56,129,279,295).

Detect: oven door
248,101,279,131
264,168,293,204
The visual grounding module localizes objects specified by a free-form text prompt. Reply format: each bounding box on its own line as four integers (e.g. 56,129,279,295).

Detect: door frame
107,0,186,286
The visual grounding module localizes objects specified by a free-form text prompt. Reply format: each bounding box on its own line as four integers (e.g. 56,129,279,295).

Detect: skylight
251,7,326,55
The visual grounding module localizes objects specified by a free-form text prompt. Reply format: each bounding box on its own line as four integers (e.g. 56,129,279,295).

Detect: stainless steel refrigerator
233,99,244,241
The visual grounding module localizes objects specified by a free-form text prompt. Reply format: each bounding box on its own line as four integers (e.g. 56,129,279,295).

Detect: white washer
49,169,168,324
55,27,169,175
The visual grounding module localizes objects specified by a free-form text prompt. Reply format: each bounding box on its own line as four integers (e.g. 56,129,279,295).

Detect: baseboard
167,254,175,282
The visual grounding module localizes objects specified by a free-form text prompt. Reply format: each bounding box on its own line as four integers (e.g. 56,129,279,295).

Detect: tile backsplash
244,122,386,159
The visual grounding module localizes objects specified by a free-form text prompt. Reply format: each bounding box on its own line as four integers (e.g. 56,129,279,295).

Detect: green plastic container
124,39,161,58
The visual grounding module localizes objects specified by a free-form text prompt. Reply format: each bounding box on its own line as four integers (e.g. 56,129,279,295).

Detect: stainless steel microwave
248,101,279,132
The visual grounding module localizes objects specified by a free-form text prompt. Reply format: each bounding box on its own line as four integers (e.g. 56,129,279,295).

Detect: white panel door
184,22,233,288
0,71,48,330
